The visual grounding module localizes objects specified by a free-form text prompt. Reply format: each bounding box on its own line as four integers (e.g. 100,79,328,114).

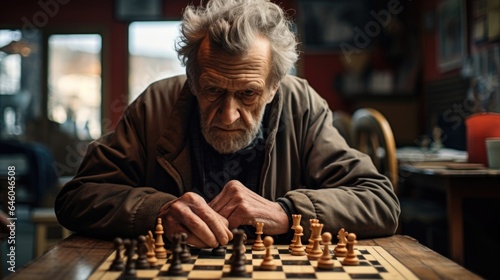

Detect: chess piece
211,245,226,256
136,235,150,269
342,233,359,266
431,126,443,151
145,230,158,267
154,218,168,259
317,232,334,270
109,237,125,271
241,233,247,254
167,234,184,275
291,225,306,256
179,233,191,263
260,236,276,270
307,223,323,260
289,214,301,252
123,239,137,277
252,221,265,251
305,218,319,254
334,228,348,257
230,230,247,276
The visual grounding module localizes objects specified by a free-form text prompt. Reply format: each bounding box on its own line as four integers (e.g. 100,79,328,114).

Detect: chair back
351,108,398,192
332,110,353,147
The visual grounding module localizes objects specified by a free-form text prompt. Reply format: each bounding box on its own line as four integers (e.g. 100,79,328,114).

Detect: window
47,34,102,140
128,21,185,103
0,29,41,138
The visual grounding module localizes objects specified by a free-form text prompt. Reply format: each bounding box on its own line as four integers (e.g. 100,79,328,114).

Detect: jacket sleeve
55,97,177,240
281,78,400,239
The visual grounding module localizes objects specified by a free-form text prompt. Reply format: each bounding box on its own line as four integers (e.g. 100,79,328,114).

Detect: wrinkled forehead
196,36,273,88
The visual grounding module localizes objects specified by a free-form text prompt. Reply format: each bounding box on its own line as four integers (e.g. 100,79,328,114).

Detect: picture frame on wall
298,0,371,52
115,0,163,21
437,0,467,72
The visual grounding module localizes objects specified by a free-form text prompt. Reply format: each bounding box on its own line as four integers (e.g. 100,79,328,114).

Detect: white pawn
291,225,306,256
317,232,334,270
260,236,276,270
342,233,359,266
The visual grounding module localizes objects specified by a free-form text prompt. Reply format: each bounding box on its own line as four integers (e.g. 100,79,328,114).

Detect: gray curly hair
176,0,298,89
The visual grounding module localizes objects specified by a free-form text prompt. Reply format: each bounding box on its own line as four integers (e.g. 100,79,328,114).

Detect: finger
214,212,233,243
191,204,232,246
166,196,221,247
163,222,209,248
208,187,228,212
209,180,244,213
179,193,232,247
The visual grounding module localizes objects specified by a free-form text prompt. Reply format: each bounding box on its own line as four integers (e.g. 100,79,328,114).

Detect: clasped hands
158,180,288,248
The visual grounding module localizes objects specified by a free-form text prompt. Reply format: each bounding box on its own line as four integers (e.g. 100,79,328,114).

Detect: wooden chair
351,108,398,191
351,108,446,247
332,110,354,147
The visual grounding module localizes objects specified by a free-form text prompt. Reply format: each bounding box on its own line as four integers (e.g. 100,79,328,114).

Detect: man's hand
157,192,233,248
208,180,289,235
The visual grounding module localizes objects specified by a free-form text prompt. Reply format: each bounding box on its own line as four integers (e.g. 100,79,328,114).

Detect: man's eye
208,87,222,94
241,90,255,97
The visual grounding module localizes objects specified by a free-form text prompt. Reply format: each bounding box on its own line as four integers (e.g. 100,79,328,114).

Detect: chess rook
252,221,265,251
306,218,319,254
307,223,324,260
230,230,248,276
289,214,301,251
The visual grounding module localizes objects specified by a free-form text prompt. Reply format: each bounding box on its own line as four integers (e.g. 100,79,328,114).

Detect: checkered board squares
89,244,418,280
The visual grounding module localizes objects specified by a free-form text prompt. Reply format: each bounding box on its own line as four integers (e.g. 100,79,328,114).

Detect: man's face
194,36,276,154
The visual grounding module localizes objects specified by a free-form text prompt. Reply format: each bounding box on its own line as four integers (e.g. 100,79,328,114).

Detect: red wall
420,0,462,82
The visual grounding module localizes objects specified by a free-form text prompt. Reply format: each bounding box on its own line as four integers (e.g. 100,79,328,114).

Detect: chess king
55,0,400,248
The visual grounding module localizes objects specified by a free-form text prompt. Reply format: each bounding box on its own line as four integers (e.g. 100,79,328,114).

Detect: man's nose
218,95,240,125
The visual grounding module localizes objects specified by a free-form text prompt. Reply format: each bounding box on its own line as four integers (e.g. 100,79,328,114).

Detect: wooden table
4,234,480,280
399,163,500,265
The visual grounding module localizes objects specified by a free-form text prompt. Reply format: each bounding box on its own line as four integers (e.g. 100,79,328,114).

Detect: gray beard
200,107,266,154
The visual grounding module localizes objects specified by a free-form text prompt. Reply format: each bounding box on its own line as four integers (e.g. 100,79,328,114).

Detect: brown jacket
55,75,400,240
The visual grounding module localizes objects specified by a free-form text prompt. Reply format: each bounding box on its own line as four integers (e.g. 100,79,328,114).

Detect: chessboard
89,243,418,280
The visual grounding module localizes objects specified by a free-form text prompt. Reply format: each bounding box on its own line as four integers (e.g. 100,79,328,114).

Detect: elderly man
55,0,400,248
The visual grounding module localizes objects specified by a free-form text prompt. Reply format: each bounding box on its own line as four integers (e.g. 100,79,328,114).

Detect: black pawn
179,233,191,263
229,230,247,276
167,234,183,276
123,239,137,277
135,235,149,269
211,244,226,256
109,237,125,271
